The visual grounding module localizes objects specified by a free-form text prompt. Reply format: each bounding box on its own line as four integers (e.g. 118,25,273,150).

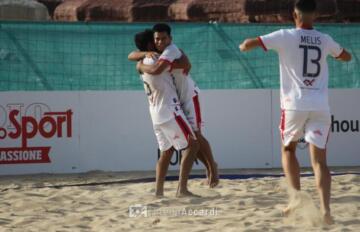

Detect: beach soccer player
134,23,219,188
132,29,200,197
239,0,351,224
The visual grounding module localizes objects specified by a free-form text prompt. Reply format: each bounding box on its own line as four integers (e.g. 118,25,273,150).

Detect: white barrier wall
193,90,273,170
0,89,359,175
78,91,157,172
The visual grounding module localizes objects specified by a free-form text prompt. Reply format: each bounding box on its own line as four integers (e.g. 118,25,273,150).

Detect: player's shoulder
311,30,336,45
143,57,157,65
305,29,331,39
282,28,299,35
272,28,295,38
318,31,333,41
164,43,180,52
269,28,296,40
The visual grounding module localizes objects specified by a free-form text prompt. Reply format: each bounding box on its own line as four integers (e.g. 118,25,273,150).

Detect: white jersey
141,57,180,125
159,43,199,104
259,28,344,111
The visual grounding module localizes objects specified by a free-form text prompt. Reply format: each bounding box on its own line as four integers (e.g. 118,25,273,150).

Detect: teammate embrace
128,24,219,198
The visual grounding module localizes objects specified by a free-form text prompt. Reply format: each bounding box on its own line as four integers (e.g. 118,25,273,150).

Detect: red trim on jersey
158,58,173,72
174,114,191,142
280,109,285,141
257,37,268,52
335,48,345,59
193,95,202,130
158,58,172,66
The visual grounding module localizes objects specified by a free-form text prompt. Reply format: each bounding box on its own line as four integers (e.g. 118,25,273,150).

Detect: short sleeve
259,30,284,52
326,35,343,58
143,57,156,65
158,44,182,63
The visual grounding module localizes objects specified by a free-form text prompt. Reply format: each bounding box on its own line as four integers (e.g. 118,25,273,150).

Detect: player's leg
156,148,174,197
177,136,199,197
191,138,211,182
305,111,333,224
280,110,307,215
282,141,301,191
280,110,307,190
183,94,218,187
154,124,174,197
309,144,333,224
196,132,219,188
172,112,200,197
281,142,300,216
161,113,200,197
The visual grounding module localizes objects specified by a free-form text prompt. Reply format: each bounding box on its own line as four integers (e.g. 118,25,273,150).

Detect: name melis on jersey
300,35,321,45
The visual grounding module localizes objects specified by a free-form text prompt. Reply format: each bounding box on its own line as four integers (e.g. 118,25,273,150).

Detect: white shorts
279,110,331,149
182,93,203,132
154,111,195,152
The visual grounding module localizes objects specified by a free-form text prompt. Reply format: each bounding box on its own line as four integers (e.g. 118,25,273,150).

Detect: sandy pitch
0,173,359,232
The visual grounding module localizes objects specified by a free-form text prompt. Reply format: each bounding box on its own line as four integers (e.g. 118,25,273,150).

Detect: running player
239,0,351,225
133,29,200,197
136,23,219,188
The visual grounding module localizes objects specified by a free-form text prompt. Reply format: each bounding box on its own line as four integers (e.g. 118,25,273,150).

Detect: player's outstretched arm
128,51,146,61
239,38,262,52
336,49,352,62
128,51,158,61
137,60,170,75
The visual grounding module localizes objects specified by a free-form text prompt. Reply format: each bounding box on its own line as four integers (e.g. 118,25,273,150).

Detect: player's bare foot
282,205,292,217
201,179,209,185
201,168,210,185
323,213,334,225
176,190,201,198
155,190,164,198
209,162,219,188
209,176,219,188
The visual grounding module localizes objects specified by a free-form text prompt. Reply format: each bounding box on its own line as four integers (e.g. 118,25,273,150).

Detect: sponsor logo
173,135,180,140
331,115,359,133
303,79,315,86
314,130,323,136
0,103,73,165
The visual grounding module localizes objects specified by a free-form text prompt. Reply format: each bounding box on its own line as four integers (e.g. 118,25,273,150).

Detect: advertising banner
0,92,80,175
0,89,359,175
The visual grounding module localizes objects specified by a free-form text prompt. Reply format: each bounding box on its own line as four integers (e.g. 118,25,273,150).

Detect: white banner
78,91,157,172
78,90,272,171
0,92,80,175
0,89,359,175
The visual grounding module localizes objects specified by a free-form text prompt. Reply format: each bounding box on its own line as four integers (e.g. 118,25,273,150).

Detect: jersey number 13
299,45,322,78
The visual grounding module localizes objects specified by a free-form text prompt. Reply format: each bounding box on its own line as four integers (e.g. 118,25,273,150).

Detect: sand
0,171,359,232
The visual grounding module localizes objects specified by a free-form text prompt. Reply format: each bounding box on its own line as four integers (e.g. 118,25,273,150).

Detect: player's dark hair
134,29,154,51
152,23,171,36
295,0,317,13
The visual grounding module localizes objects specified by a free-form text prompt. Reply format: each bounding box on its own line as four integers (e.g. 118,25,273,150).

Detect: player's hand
183,63,191,75
145,52,159,60
136,60,143,74
239,43,246,52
